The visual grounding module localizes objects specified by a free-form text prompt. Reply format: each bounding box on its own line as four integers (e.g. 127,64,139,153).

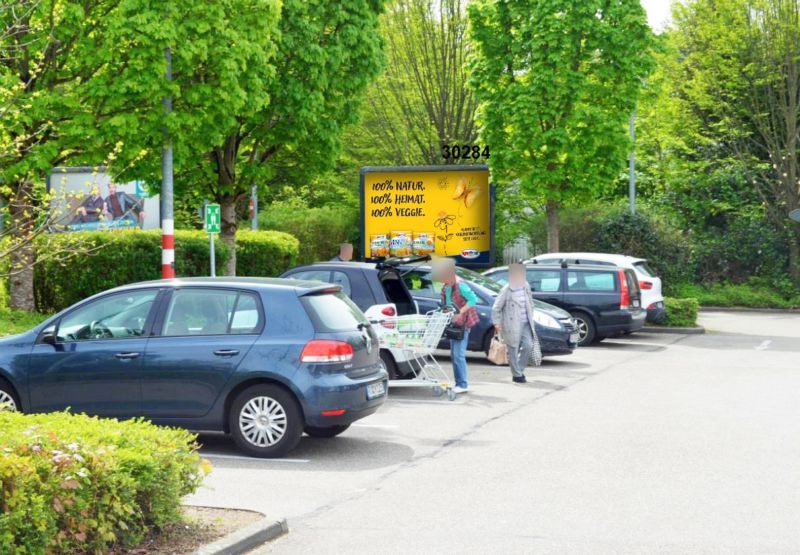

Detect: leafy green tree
85,0,282,272
468,0,655,251
178,0,385,275
356,0,478,165
0,0,121,310
664,0,800,283
1,0,281,307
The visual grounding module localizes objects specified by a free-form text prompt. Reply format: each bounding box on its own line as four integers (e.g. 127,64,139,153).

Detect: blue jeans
450,328,470,388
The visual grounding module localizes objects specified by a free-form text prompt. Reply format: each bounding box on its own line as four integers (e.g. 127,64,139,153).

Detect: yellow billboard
360,166,494,266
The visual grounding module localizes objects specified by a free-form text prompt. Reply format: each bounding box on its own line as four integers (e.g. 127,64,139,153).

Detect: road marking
352,423,399,429
201,453,310,463
755,340,772,351
387,398,464,405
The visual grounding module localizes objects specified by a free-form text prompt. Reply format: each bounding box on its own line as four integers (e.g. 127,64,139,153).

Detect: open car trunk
378,269,417,316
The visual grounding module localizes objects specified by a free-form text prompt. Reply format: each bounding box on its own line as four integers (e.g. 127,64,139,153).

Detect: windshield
455,267,503,294
633,261,656,277
301,292,368,332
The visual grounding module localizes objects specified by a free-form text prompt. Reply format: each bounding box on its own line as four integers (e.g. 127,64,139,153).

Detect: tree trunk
8,179,36,311
9,247,35,311
221,199,237,276
545,199,560,253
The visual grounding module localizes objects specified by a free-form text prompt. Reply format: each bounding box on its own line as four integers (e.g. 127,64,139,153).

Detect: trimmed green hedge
0,411,207,554
235,230,299,277
34,229,299,312
664,297,700,327
259,203,359,264
672,281,800,309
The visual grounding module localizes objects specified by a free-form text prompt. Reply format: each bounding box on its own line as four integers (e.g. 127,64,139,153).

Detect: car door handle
115,352,140,360
213,349,240,357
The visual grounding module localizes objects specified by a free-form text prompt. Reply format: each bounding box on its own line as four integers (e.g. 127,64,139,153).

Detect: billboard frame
359,165,495,268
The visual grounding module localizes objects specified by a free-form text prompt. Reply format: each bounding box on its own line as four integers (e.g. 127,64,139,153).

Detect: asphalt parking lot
187,311,800,554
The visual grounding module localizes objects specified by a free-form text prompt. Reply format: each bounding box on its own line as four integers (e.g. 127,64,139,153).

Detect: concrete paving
186,311,800,554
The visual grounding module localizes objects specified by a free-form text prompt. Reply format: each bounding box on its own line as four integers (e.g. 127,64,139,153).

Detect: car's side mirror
38,325,57,345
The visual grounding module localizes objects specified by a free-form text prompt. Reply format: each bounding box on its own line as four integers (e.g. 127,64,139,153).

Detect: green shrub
259,202,359,264
236,230,299,277
0,238,8,310
691,215,789,286
524,202,695,287
672,281,800,309
664,297,700,327
0,309,49,337
34,229,299,312
0,411,207,554
0,278,7,311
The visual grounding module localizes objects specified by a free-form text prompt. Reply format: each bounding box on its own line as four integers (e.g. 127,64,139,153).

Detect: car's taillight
640,280,653,290
380,305,396,329
619,269,630,310
300,340,354,363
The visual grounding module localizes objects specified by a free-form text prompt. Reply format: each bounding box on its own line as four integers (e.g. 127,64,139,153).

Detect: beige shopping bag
487,335,509,365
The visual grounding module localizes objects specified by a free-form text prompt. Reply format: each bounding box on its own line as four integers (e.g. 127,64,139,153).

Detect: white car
525,252,666,324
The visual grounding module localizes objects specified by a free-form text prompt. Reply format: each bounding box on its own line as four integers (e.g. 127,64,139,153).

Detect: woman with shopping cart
492,263,542,383
433,258,479,394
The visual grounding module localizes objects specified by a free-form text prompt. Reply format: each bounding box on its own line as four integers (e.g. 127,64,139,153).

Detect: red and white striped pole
161,46,175,279
162,217,175,278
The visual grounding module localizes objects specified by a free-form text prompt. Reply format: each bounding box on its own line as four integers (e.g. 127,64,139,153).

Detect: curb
194,516,288,555
642,325,705,335
699,307,800,314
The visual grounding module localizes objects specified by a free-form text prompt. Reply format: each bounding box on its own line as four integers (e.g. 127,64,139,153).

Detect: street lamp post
629,113,636,215
161,47,175,279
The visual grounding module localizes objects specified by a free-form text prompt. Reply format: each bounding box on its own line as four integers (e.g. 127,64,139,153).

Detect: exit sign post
205,202,220,277
205,203,221,233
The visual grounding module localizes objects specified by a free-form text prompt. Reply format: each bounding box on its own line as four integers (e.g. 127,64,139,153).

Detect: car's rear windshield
633,261,655,277
301,292,368,332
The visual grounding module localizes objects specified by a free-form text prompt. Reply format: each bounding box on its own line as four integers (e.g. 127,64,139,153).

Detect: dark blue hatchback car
0,278,388,458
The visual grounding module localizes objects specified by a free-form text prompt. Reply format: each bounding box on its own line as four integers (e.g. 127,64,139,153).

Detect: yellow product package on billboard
360,166,494,267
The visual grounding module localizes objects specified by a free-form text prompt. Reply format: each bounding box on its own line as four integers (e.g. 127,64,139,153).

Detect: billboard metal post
161,46,175,279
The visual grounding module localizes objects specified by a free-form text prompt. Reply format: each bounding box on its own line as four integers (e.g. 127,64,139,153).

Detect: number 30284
442,144,490,160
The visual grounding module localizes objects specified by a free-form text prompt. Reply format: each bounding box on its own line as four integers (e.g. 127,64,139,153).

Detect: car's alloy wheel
575,319,588,340
239,396,288,447
0,388,17,411
570,311,596,346
229,384,302,458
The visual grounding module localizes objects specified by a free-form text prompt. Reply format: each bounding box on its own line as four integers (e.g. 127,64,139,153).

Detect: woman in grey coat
492,263,541,383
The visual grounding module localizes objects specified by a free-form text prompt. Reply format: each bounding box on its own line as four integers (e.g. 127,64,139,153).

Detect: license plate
366,381,386,400
570,332,580,344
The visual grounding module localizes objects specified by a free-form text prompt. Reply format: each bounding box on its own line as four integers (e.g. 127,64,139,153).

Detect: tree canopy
468,0,655,251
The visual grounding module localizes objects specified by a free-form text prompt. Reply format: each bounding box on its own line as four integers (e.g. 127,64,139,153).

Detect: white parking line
755,340,772,351
202,453,310,463
387,398,465,405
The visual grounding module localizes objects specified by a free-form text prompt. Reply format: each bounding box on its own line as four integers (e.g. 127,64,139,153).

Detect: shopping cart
374,310,457,401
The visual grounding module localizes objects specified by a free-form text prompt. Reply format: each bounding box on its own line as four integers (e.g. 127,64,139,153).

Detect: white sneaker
453,386,469,394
